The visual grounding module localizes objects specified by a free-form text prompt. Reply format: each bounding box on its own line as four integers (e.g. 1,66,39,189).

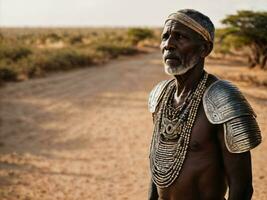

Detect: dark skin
149,20,253,200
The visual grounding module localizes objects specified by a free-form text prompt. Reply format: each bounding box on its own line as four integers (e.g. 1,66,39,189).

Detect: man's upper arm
217,125,253,200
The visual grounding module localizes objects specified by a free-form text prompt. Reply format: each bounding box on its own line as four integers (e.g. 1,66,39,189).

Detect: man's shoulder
148,79,173,113
203,77,255,124
203,75,261,153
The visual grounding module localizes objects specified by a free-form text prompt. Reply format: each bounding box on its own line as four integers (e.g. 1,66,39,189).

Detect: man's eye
175,33,184,40
161,33,169,40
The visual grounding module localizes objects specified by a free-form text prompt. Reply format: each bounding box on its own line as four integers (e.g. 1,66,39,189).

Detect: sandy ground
0,51,266,200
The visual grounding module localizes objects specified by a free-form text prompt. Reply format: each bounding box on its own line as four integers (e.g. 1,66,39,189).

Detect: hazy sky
1,0,267,27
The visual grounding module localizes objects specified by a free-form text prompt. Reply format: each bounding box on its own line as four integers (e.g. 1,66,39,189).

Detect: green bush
0,45,32,61
127,28,154,45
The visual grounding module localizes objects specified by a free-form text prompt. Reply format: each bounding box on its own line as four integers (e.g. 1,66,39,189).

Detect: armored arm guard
148,80,172,113
203,80,262,153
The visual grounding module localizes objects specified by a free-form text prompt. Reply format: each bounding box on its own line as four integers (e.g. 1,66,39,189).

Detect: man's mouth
165,57,181,66
165,58,178,62
164,53,181,61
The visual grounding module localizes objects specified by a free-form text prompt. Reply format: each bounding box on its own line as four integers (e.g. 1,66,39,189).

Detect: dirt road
0,51,266,200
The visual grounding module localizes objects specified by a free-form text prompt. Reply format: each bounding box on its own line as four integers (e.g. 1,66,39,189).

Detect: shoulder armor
203,80,261,153
224,115,261,153
203,80,255,124
148,80,172,113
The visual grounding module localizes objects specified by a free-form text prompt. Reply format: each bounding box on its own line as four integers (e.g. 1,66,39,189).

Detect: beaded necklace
150,71,209,188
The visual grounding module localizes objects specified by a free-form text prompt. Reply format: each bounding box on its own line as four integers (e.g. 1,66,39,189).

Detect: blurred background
0,0,266,199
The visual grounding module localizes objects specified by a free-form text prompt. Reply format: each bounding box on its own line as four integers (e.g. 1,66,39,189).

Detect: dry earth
0,51,266,200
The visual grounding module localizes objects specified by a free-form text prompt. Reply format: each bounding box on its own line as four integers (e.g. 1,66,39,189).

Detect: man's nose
164,36,176,51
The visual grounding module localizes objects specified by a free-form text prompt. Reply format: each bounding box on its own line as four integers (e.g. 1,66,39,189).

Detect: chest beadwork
150,72,209,188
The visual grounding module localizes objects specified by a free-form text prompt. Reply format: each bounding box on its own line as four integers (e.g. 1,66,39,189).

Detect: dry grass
0,27,159,82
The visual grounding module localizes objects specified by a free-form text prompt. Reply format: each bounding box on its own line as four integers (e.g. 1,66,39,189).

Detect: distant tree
221,10,267,69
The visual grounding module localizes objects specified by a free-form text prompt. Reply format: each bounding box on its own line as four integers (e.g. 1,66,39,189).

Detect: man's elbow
229,183,253,200
246,184,253,198
243,184,253,199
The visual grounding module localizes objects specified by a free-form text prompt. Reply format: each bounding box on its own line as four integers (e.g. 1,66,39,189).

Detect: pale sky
0,0,267,27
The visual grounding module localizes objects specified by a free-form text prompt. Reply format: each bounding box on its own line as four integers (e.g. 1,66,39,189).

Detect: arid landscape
0,51,266,200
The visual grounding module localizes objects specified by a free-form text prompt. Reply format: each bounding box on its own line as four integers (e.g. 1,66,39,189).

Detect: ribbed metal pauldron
203,80,262,153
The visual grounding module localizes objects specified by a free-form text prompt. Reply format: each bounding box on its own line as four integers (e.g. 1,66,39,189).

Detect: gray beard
163,57,199,76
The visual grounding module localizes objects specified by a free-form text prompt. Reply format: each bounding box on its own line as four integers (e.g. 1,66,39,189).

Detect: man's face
160,20,205,75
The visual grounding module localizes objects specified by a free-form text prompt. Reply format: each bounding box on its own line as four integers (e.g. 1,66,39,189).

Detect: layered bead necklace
150,71,209,188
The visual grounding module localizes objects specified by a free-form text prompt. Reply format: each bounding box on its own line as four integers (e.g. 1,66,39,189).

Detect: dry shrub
127,28,154,45
96,44,138,59
0,45,32,61
0,65,17,81
0,27,158,83
35,49,93,71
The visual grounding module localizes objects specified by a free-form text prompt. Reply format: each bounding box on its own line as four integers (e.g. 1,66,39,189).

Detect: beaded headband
165,12,213,43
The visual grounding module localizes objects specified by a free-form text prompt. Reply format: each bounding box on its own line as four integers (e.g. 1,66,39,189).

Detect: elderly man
148,9,262,200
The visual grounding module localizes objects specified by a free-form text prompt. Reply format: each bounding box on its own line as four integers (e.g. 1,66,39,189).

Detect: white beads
150,72,209,188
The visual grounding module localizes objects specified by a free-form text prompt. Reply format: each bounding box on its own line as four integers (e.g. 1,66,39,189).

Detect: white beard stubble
163,55,199,76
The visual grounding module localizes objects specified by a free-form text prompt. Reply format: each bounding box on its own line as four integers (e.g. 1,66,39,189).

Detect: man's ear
200,42,213,58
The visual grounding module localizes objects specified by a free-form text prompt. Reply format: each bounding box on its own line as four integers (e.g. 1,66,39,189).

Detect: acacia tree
221,10,267,69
